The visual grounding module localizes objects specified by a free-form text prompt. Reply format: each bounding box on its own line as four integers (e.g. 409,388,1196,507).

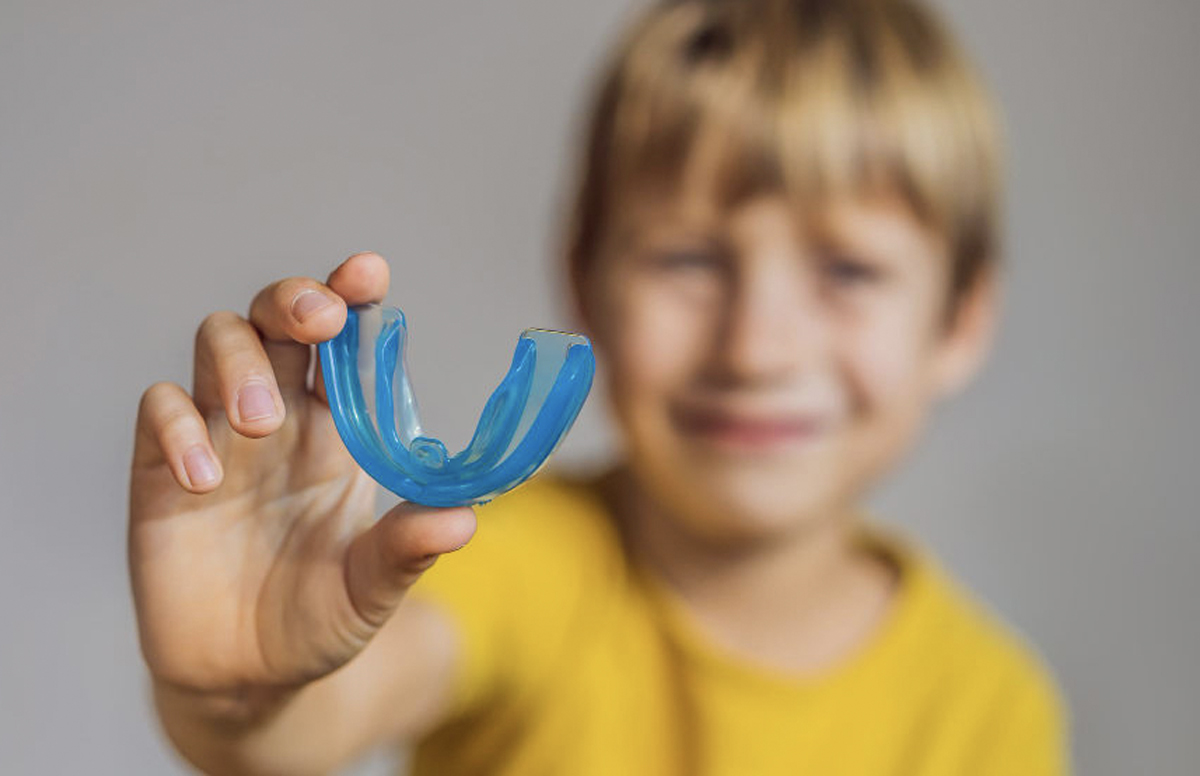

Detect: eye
820,253,882,286
651,248,724,273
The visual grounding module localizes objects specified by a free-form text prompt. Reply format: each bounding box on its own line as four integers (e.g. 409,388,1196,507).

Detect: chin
638,452,845,547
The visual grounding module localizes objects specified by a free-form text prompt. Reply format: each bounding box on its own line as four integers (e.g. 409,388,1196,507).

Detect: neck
603,465,896,674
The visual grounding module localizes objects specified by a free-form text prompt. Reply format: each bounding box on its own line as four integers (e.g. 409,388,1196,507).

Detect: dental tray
317,303,595,506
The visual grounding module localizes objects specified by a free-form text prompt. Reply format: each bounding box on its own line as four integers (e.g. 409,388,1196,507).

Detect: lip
671,404,829,452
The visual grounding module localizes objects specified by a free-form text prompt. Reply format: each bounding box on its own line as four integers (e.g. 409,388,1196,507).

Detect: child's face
582,186,996,542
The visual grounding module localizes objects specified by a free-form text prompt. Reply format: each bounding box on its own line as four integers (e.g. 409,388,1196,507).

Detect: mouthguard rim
317,303,594,507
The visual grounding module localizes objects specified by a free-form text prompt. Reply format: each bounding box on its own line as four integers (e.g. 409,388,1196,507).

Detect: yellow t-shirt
406,472,1069,775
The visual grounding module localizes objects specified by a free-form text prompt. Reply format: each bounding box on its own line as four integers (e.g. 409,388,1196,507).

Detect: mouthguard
317,303,595,507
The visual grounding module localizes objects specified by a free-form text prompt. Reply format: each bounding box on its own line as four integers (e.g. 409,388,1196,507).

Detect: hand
128,252,476,699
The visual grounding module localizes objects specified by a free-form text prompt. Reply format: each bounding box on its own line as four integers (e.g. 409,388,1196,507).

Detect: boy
129,0,1068,773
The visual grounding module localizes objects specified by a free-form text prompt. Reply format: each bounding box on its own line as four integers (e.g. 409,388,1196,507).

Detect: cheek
846,325,921,406
839,292,939,415
831,296,941,493
604,276,714,405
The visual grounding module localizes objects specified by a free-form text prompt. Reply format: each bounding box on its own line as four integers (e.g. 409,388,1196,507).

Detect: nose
706,259,825,388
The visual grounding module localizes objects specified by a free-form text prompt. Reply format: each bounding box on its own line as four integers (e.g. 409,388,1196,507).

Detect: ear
930,266,1001,399
567,252,610,350
568,261,596,339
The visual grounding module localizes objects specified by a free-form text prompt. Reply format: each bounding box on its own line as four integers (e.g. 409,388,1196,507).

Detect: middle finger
248,277,347,393
193,311,284,436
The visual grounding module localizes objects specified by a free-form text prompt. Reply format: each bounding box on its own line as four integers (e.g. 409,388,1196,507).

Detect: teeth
318,303,595,507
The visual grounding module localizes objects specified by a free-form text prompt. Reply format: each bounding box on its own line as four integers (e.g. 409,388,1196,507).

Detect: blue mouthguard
317,303,595,507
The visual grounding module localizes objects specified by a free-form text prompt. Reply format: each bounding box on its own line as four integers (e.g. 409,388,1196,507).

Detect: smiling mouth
671,405,829,452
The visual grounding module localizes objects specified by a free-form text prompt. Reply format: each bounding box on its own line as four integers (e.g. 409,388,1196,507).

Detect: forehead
605,89,939,240
607,172,941,258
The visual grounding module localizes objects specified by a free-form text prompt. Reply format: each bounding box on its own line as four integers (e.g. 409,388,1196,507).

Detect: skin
129,254,477,774
580,186,998,671
130,191,997,772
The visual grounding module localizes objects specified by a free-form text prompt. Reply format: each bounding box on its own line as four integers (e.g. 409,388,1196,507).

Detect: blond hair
564,0,1003,309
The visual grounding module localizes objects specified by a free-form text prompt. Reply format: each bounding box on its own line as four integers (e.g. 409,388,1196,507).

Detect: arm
129,253,473,774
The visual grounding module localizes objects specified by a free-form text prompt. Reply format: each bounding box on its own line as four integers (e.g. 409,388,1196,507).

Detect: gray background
1,1,1196,774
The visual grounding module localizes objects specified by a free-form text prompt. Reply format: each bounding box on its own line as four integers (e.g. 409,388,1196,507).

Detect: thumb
343,502,477,629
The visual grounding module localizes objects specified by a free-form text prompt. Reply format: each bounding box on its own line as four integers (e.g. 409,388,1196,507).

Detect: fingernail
291,289,335,322
237,382,276,422
183,445,219,488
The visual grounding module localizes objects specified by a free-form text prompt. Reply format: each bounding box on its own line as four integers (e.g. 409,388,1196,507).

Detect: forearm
151,598,459,776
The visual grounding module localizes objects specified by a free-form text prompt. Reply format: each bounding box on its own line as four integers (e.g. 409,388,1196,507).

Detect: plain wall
1,1,1196,774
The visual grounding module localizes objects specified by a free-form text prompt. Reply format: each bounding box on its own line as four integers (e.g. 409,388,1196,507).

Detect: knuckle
139,382,183,420
140,381,176,407
195,310,242,344
157,408,201,447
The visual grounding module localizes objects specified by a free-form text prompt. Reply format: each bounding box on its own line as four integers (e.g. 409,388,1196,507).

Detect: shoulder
873,527,1070,734
872,528,1069,768
926,557,1061,711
